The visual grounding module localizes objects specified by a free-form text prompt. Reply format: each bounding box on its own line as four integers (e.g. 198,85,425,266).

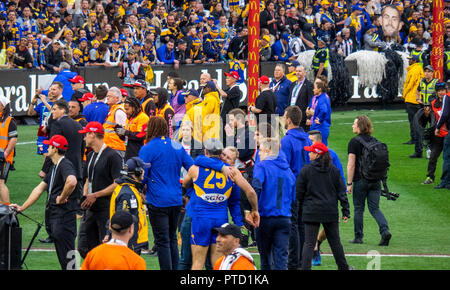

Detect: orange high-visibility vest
0,116,15,164
103,104,126,151
125,111,149,135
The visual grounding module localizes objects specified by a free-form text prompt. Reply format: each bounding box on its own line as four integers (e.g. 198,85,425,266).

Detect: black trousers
47,208,77,270
406,103,421,149
287,200,305,270
301,221,349,270
77,208,109,258
427,136,445,180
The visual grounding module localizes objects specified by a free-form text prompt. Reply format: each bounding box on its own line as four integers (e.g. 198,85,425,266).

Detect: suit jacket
288,78,314,129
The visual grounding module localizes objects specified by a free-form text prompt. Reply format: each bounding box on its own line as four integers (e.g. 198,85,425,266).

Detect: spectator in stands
271,32,294,62
259,35,272,62
118,48,145,88
14,37,33,69
261,1,278,37
44,40,64,73
157,38,179,67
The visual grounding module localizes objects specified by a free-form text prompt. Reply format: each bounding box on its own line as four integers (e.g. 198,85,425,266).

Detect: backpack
356,135,390,181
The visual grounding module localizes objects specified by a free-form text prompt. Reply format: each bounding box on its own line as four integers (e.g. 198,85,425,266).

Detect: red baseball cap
120,88,129,97
78,92,95,102
259,75,270,84
304,142,329,155
224,71,240,80
78,121,104,134
136,123,147,138
68,75,85,84
43,135,69,150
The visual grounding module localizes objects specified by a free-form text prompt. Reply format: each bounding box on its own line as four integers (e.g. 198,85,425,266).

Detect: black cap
212,223,242,239
110,210,137,232
205,80,217,90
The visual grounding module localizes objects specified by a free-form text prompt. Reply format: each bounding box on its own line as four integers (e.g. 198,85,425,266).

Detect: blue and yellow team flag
229,60,245,84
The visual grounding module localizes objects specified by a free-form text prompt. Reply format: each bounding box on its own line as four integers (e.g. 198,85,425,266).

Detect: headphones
125,157,144,177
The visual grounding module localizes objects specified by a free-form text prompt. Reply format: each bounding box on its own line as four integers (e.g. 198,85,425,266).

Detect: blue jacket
280,127,312,177
309,92,331,132
270,76,292,116
42,70,77,102
252,151,296,217
271,39,292,62
329,148,346,185
139,137,194,207
156,44,175,64
83,101,110,124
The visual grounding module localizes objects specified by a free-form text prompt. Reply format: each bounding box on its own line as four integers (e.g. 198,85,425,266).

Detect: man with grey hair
103,87,127,160
270,63,292,118
288,65,314,131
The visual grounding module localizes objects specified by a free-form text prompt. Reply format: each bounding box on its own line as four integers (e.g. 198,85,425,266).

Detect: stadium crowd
0,0,449,271
0,0,450,75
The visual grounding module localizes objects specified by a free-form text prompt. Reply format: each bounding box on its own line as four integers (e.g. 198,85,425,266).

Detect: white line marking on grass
23,248,450,258
336,120,407,125
16,141,35,145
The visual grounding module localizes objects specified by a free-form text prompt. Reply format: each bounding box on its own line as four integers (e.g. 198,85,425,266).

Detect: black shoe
379,232,392,246
349,238,363,244
409,153,422,158
434,184,447,189
403,140,414,145
39,237,54,243
147,249,158,256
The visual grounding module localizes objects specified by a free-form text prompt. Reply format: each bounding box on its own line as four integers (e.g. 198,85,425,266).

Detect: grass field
5,109,450,270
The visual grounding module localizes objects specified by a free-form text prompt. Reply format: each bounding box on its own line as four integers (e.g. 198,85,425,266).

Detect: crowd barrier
0,60,403,117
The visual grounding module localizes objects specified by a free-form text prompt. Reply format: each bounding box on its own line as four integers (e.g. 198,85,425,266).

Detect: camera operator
10,135,78,270
346,115,391,246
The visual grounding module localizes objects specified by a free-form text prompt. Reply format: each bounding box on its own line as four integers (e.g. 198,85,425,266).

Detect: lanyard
48,156,65,202
87,143,107,182
107,238,128,247
271,79,282,92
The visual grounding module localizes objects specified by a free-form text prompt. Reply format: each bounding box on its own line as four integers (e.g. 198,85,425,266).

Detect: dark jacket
46,115,84,179
44,45,63,73
288,78,314,130
296,158,350,223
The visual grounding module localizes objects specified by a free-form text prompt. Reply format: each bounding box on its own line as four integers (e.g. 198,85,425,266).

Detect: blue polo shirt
83,100,109,124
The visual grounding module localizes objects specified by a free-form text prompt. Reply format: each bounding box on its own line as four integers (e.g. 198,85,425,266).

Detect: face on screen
381,6,401,38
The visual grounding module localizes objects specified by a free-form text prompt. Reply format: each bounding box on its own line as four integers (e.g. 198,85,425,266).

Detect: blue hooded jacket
252,151,296,217
281,127,312,177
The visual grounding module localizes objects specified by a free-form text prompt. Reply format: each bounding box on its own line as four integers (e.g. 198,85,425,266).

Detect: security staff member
0,96,17,205
77,122,123,258
312,36,329,78
10,135,78,270
103,87,127,160
417,65,439,106
106,157,149,254
115,97,149,160
133,79,156,117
